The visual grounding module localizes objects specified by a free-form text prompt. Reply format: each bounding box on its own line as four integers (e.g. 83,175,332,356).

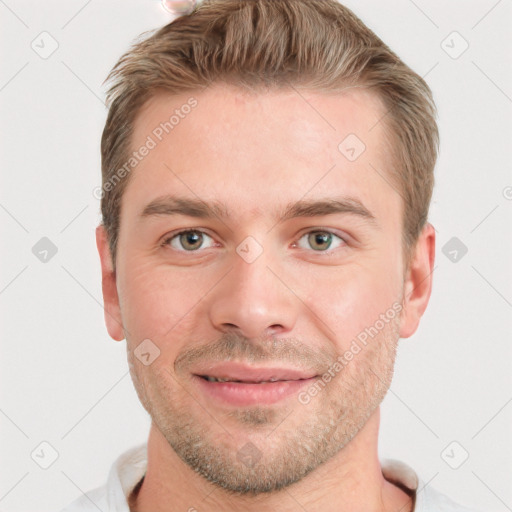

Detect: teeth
204,376,238,382
203,376,281,383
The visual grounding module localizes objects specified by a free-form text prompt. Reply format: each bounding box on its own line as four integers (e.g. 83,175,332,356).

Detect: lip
193,375,317,406
192,361,317,382
191,362,318,407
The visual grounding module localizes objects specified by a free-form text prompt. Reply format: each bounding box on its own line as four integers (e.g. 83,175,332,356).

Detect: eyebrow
139,195,378,227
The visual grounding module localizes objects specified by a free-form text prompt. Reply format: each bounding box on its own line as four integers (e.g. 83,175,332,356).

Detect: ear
399,223,436,338
96,225,125,341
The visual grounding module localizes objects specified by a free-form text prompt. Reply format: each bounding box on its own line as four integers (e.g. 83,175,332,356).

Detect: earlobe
95,225,125,342
399,223,436,339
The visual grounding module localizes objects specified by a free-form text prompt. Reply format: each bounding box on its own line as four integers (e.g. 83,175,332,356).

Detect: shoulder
59,485,108,512
381,459,480,512
59,443,147,512
417,483,481,512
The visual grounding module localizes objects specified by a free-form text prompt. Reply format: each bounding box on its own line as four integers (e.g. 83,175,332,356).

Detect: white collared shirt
60,443,478,512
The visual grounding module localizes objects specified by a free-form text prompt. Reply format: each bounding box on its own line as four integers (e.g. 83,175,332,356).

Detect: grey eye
297,231,344,252
167,230,215,251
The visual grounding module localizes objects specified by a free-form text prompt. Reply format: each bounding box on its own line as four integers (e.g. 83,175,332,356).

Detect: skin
96,83,435,512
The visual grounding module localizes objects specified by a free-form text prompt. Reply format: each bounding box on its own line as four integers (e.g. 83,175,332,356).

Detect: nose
208,247,299,340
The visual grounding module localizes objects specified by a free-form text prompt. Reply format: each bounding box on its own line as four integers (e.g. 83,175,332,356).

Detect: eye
162,229,216,252
161,229,347,254
294,230,346,252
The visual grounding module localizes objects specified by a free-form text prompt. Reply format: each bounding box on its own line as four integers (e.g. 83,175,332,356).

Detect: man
62,0,477,510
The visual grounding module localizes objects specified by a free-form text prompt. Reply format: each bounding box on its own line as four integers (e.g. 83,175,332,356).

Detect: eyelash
161,228,348,254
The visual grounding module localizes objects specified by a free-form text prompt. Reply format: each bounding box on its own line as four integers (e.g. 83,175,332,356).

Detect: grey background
1,1,511,511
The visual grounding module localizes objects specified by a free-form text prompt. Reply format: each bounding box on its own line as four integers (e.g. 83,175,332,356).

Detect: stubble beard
128,316,400,495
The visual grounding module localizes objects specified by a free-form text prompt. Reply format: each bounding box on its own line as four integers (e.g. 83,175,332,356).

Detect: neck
129,408,413,512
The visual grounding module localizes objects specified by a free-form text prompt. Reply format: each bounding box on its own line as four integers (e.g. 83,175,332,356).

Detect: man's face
106,84,412,493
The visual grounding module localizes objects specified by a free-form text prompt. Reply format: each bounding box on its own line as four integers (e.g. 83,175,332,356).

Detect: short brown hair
101,0,439,270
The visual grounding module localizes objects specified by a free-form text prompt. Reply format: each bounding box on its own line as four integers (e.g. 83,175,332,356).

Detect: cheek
304,257,402,350
118,259,211,343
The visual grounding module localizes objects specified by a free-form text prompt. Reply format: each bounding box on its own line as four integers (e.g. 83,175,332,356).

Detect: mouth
191,362,319,406
192,361,317,382
199,375,291,383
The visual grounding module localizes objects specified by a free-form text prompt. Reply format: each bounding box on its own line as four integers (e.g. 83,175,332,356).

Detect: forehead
124,83,398,226
132,83,390,159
